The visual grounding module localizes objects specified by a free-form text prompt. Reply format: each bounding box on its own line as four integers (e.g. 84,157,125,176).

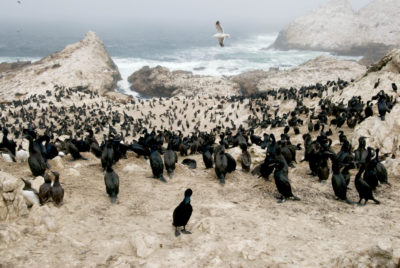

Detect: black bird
104,165,119,203
374,78,380,89
378,97,387,121
364,101,373,119
101,140,114,169
150,148,167,182
24,134,47,177
172,189,193,237
331,161,352,204
241,148,251,172
214,145,228,184
164,149,178,178
182,158,197,169
355,166,380,205
50,171,64,206
363,148,379,190
392,83,397,92
202,149,213,169
272,158,300,202
66,139,87,161
39,173,52,205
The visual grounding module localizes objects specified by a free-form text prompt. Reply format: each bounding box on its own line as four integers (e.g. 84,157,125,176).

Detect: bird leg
175,227,180,237
181,226,191,235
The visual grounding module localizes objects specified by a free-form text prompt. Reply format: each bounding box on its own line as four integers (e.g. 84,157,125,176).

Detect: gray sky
1,0,372,31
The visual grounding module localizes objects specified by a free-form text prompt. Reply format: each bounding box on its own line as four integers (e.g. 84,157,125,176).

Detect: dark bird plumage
172,189,193,237
104,165,119,203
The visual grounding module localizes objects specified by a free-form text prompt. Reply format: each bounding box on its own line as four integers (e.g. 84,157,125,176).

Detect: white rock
50,156,64,170
0,31,121,102
1,154,14,163
272,0,400,53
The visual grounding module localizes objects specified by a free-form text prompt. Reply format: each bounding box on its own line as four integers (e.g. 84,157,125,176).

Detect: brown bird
50,171,64,206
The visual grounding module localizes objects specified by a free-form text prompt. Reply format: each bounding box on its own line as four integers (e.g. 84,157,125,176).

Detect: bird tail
110,196,117,203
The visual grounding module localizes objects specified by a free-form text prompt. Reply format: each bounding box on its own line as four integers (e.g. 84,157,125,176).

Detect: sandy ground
0,121,399,267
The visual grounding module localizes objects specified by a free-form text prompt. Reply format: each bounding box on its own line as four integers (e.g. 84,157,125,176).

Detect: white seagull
213,21,230,47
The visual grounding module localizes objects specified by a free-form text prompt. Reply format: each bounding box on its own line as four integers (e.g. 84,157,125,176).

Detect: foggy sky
1,0,372,32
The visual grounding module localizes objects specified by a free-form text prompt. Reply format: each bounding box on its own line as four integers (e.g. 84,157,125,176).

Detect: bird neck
184,196,190,204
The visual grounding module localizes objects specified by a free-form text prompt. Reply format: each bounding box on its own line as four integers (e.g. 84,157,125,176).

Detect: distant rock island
271,0,400,64
0,31,121,101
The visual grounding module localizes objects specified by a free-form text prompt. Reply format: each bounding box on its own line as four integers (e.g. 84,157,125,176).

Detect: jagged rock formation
272,0,400,63
128,65,239,97
0,171,28,221
0,31,121,101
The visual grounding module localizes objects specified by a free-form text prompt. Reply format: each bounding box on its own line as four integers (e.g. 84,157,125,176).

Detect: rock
0,31,121,101
50,156,64,170
257,56,366,92
271,0,400,60
129,232,158,258
73,163,82,169
229,70,271,95
68,168,80,177
2,176,19,192
0,171,28,221
128,65,239,97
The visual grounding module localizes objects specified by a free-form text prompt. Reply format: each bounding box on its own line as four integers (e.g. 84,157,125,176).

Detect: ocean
0,28,360,97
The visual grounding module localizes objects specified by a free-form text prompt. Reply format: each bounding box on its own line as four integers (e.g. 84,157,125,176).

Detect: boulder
128,65,239,97
271,0,400,61
0,31,121,101
0,171,28,221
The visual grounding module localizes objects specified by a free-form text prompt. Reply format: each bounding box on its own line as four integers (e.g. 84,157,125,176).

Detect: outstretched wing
216,21,223,33
218,38,224,47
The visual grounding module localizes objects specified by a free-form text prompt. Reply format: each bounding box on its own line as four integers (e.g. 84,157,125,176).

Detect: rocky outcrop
255,56,366,92
271,0,400,62
229,70,271,95
128,65,239,97
0,171,28,221
331,49,400,103
0,31,121,101
332,49,400,155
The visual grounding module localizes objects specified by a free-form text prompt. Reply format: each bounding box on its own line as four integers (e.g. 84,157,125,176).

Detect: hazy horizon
1,0,372,34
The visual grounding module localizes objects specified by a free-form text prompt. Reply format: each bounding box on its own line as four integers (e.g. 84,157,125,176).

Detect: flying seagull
213,21,230,47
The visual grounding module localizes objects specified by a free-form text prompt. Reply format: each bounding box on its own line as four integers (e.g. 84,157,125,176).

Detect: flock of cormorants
0,79,397,236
